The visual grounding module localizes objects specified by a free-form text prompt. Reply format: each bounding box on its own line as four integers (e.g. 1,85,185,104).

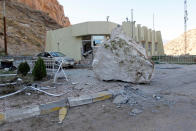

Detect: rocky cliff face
164,29,196,55
15,0,70,27
0,0,62,55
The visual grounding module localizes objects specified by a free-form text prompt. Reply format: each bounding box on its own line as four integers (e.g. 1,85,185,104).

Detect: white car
36,52,76,68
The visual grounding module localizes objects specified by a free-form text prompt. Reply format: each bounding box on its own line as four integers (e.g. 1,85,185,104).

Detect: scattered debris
25,92,31,96
113,95,128,104
153,94,161,100
29,86,64,97
71,82,78,85
0,85,65,99
74,84,83,90
0,82,17,87
130,108,143,116
93,27,154,83
4,68,9,72
0,86,28,99
85,83,90,85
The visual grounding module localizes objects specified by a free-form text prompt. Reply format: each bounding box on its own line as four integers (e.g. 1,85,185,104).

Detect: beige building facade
122,22,164,56
46,21,164,62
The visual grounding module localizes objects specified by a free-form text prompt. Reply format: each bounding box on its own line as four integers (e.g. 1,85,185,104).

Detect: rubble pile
93,27,154,83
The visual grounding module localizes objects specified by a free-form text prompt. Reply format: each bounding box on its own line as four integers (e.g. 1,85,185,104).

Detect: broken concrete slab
92,27,154,83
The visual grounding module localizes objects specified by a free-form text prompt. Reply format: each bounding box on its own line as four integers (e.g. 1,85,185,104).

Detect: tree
32,57,47,81
17,62,30,76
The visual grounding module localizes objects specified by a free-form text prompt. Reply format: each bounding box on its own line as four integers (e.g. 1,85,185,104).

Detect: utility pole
184,0,188,55
2,0,7,55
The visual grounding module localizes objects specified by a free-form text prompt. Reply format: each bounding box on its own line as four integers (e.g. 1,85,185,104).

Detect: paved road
1,64,196,131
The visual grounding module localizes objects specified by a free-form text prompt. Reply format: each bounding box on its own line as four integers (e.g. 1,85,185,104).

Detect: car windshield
50,52,65,57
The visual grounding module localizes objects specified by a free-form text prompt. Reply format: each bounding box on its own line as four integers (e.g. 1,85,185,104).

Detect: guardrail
151,55,196,64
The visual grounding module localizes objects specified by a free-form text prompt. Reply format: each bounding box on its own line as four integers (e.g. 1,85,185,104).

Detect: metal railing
151,55,196,64
31,59,55,73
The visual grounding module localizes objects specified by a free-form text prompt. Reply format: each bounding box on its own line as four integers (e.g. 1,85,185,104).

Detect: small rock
108,89,125,96
4,68,9,71
153,94,161,100
72,82,78,85
25,92,31,96
152,109,159,113
113,95,128,104
116,105,121,108
85,83,90,85
128,100,138,106
17,78,23,84
74,85,83,90
131,108,143,115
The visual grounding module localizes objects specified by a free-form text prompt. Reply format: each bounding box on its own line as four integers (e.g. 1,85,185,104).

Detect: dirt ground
1,64,196,131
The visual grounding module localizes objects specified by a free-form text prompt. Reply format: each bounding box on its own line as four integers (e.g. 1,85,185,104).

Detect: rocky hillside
15,0,70,27
164,29,196,55
0,0,62,55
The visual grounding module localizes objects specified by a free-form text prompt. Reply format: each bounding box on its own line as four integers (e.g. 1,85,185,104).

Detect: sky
58,0,196,42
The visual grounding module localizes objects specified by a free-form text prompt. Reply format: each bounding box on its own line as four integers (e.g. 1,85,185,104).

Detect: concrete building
122,21,164,56
46,21,164,62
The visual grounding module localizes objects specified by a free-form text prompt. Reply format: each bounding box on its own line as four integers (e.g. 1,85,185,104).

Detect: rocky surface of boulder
92,27,154,83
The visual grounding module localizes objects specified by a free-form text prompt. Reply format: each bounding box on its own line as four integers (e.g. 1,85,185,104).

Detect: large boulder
92,27,154,83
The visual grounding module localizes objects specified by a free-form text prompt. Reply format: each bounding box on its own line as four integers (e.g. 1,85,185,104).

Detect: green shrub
32,57,47,81
17,62,30,76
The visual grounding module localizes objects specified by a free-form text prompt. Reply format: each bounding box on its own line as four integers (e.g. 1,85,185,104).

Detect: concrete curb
1,91,114,123
68,91,113,107
68,95,93,107
40,98,67,115
0,112,5,124
91,91,112,102
5,106,40,122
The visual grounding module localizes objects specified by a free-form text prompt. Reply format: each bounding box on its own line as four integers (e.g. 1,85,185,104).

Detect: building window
92,36,105,47
155,43,158,52
142,42,145,48
148,43,152,53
